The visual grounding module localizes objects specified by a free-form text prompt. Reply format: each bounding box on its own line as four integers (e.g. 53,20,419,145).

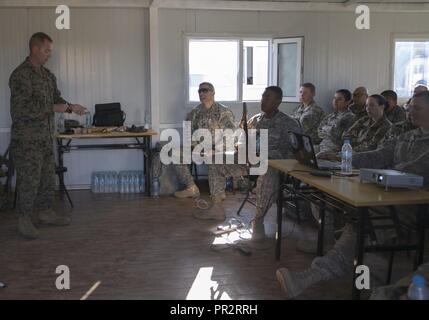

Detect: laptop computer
288,131,342,170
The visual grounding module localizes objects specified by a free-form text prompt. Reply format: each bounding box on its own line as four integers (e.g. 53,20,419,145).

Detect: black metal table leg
414,204,427,270
317,206,326,257
144,136,151,196
56,138,65,200
276,172,285,261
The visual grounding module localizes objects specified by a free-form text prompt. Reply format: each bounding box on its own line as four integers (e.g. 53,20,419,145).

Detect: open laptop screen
288,131,319,169
288,131,342,170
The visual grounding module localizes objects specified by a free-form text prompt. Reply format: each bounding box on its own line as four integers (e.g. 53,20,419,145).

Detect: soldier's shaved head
29,32,52,52
28,32,53,66
353,87,369,96
414,85,428,95
413,91,429,106
352,87,369,106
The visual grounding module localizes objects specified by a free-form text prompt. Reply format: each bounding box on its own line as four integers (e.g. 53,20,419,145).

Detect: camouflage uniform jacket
248,110,301,159
317,109,356,151
380,119,417,145
385,105,406,124
349,103,367,120
9,57,68,142
353,128,429,187
343,115,392,152
291,101,325,144
186,102,235,135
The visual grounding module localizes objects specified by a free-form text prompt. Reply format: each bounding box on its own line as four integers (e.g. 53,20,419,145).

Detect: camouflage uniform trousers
209,164,280,218
173,163,195,189
172,162,245,200
163,152,241,198
10,137,55,216
311,207,418,281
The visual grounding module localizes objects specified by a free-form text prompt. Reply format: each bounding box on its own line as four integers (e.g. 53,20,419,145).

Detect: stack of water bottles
91,171,145,194
118,171,145,194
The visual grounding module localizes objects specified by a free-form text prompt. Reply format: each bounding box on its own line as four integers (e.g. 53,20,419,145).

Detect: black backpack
92,102,126,127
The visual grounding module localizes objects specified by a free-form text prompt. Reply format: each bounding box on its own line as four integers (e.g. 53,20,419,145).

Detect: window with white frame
393,39,429,99
187,37,303,102
273,37,303,102
243,40,269,101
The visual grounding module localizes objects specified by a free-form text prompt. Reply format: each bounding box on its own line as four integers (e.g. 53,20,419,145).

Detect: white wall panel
0,9,28,129
0,7,149,187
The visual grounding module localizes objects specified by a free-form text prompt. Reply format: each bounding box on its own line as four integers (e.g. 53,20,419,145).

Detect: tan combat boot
174,184,200,198
193,197,226,221
18,215,40,239
38,209,71,226
276,266,323,299
251,217,266,242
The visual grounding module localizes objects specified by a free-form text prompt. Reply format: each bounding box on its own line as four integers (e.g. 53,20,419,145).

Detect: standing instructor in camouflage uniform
10,32,86,239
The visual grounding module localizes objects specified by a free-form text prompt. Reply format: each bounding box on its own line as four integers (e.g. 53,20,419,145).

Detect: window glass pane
189,39,238,101
278,42,298,97
243,40,269,101
394,41,429,98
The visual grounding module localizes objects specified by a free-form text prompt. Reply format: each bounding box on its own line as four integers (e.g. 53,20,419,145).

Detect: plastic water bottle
134,172,140,193
107,172,113,193
112,172,118,193
123,172,128,193
130,172,136,193
225,177,233,192
407,275,429,300
99,172,105,193
104,172,109,193
119,172,125,194
57,112,65,133
129,172,134,193
91,172,98,193
341,139,353,175
152,177,160,197
139,172,145,193
84,111,91,128
144,110,151,129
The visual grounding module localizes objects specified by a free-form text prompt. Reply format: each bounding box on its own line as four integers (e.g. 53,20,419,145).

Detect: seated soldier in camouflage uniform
317,89,356,153
341,94,392,153
349,86,369,120
296,89,355,254
204,86,301,240
380,101,417,145
275,91,429,299
9,32,86,239
381,90,406,124
291,83,325,145
171,82,236,220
